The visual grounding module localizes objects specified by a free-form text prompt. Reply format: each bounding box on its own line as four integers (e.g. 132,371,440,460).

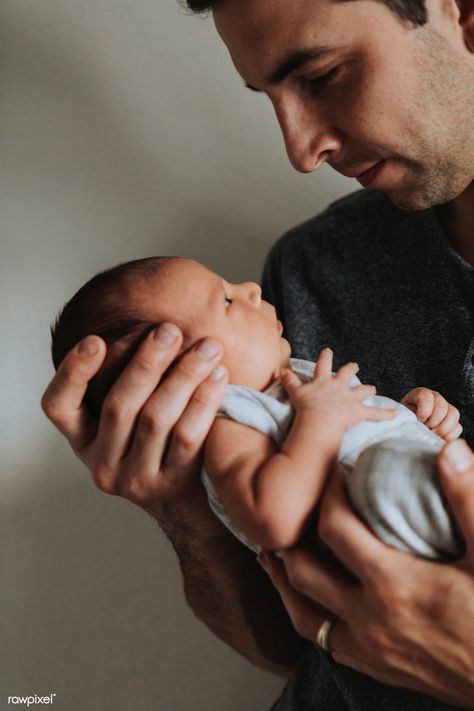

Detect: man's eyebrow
245,47,337,92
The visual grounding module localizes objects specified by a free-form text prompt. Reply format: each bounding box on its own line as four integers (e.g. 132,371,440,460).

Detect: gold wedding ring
315,618,336,652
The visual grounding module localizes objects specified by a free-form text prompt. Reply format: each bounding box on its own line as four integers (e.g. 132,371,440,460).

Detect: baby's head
51,256,291,415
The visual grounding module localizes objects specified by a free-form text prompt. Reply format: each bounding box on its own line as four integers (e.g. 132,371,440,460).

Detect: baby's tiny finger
314,348,333,379
335,362,359,384
442,423,463,442
281,369,302,393
364,407,397,421
352,384,376,400
414,390,435,422
432,405,461,438
425,396,449,428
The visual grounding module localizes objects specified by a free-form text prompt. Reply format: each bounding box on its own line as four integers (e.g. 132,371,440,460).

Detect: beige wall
1,1,353,709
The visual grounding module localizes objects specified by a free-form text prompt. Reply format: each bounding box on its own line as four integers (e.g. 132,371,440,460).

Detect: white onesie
202,358,463,560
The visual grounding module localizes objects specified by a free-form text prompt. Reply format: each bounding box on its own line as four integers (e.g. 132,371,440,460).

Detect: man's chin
387,190,431,212
386,177,469,212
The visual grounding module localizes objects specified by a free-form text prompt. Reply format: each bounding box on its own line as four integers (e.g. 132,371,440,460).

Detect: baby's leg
346,438,464,560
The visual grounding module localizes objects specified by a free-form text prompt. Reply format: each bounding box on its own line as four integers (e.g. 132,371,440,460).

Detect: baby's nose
245,282,262,305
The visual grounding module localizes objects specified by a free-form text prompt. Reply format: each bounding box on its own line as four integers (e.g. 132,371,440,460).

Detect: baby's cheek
220,343,255,384
232,348,272,388
252,331,284,383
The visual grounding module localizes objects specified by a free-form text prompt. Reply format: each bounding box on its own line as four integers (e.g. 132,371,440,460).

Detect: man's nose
273,95,342,173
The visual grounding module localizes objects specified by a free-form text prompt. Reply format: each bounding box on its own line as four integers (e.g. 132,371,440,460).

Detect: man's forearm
164,515,307,676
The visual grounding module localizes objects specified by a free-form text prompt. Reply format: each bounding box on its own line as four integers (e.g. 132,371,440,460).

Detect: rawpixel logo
7,695,56,706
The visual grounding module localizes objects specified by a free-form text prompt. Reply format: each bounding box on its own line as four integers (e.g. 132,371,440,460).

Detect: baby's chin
280,336,292,366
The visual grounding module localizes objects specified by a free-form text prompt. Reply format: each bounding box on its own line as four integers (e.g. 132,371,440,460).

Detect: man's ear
456,0,474,51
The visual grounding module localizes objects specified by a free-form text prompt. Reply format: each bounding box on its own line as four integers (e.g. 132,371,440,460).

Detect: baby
51,256,463,561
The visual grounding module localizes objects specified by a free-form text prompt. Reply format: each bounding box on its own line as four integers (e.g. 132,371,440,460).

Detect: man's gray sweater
262,189,472,711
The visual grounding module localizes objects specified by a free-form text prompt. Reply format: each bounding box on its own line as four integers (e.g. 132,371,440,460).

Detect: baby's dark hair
51,256,173,417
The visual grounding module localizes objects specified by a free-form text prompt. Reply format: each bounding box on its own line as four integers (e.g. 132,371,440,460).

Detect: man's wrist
149,491,227,552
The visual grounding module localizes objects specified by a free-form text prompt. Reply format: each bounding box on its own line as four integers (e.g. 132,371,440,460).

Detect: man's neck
436,182,474,265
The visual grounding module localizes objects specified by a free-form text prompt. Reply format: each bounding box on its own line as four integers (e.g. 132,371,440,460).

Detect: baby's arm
401,387,462,441
204,349,395,551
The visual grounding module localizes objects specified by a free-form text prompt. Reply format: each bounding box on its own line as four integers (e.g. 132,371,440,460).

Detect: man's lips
334,160,389,188
355,160,388,187
339,160,385,180
277,319,283,335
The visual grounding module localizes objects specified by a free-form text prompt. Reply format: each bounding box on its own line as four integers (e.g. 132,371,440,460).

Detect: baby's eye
224,297,233,309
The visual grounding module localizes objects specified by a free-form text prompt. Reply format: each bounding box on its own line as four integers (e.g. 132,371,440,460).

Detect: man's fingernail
443,440,473,473
77,337,99,356
195,339,220,360
211,365,227,381
154,324,179,347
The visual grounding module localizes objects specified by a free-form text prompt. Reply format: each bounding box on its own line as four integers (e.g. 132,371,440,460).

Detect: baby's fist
401,387,462,442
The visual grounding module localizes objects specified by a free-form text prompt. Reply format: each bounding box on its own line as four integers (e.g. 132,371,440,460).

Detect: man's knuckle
285,560,309,592
365,622,391,654
133,355,155,374
138,411,166,436
374,578,411,619
192,387,214,408
40,392,52,415
173,426,196,451
318,510,338,545
41,391,66,422
175,360,198,381
422,578,458,622
102,394,132,423
121,477,146,503
92,466,116,495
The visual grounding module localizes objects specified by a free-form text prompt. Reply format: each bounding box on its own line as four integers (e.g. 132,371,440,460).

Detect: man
42,0,474,708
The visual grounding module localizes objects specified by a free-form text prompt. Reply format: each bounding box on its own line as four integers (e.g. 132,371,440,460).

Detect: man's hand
401,387,462,442
41,328,305,674
259,439,474,706
41,324,228,528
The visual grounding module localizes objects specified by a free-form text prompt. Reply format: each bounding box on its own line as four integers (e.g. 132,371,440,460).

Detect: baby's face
136,258,291,390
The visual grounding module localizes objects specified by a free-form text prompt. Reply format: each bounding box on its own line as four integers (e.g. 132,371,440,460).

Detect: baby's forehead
142,257,218,296
127,257,220,327
160,257,216,283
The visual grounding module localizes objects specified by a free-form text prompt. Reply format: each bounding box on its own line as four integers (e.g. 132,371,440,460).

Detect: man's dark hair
51,256,172,417
185,0,427,26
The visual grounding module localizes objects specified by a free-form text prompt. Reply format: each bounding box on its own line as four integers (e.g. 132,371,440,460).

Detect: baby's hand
401,387,462,442
281,348,396,435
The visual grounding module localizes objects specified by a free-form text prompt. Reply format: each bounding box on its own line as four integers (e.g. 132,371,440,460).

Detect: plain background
1,1,354,709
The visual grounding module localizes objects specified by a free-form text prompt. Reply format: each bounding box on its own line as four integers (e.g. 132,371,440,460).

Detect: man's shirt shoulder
270,189,415,262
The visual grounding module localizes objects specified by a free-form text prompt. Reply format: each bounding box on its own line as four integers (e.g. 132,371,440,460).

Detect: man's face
214,0,474,210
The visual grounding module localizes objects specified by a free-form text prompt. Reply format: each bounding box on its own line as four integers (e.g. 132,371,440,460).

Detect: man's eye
305,66,340,92
224,297,233,309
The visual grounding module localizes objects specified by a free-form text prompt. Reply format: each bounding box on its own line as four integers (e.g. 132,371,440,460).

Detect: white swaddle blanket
202,358,462,560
